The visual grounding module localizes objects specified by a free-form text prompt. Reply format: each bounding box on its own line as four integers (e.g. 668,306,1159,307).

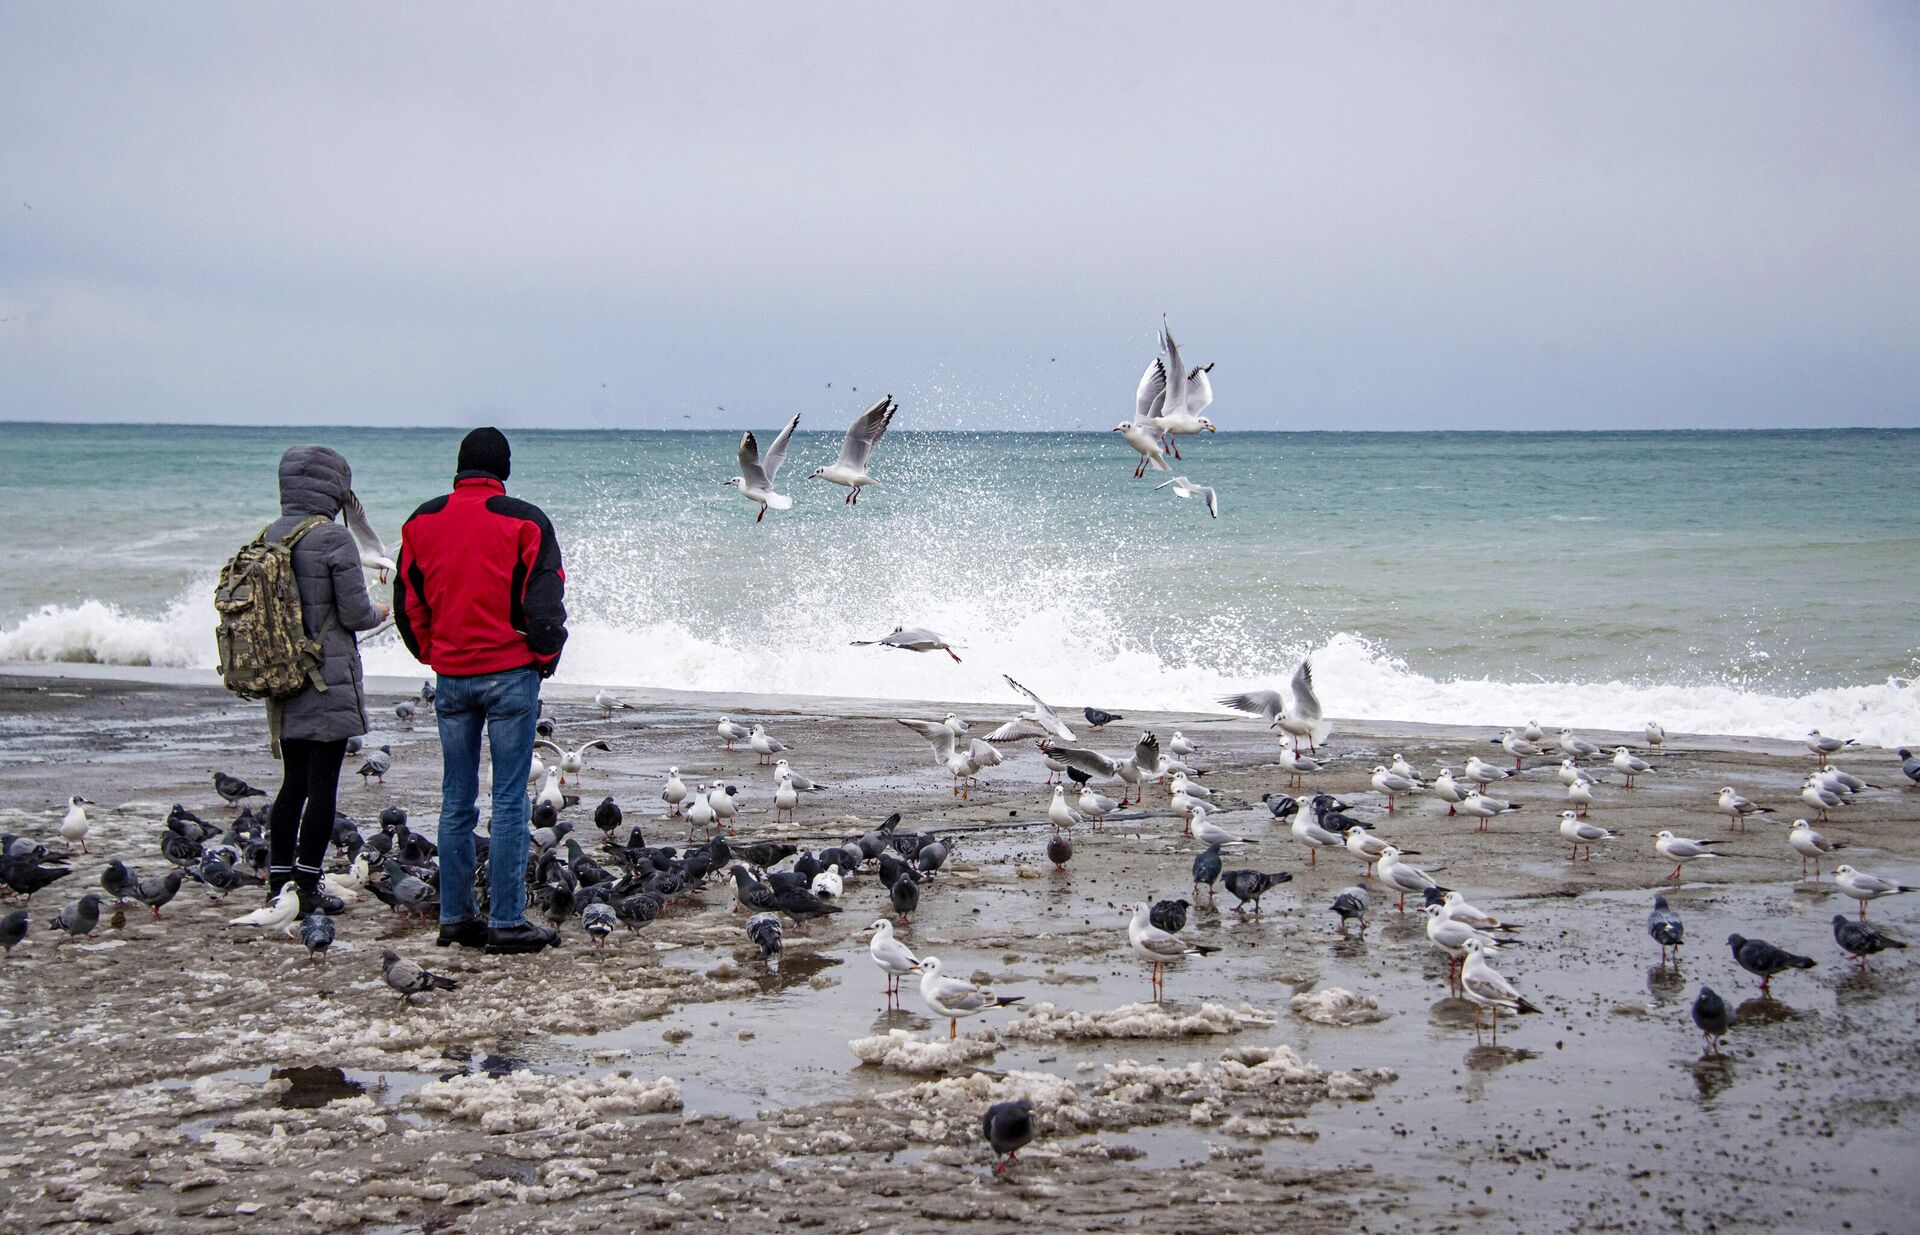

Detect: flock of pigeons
721,318,1226,524
4,665,1917,1174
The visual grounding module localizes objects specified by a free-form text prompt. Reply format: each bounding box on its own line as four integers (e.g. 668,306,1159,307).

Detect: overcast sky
2,3,1916,431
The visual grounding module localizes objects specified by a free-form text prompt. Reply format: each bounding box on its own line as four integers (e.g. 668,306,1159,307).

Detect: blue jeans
434,666,541,928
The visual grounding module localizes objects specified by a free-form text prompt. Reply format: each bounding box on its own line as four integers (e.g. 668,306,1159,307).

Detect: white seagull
1805,729,1857,767
1127,901,1219,1001
535,738,611,785
1219,660,1329,753
716,716,751,750
1833,864,1916,920
593,689,631,719
1612,747,1656,788
808,396,898,505
1152,475,1219,519
1376,845,1443,911
917,956,1023,1039
1457,791,1521,831
868,919,921,1000
1653,829,1720,883
60,795,92,854
723,413,800,522
1715,786,1772,831
1458,937,1542,1040
1558,810,1615,861
851,626,961,663
1786,819,1843,879
748,724,787,766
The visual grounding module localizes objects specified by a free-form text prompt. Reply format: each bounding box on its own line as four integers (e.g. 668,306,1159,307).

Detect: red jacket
394,474,568,677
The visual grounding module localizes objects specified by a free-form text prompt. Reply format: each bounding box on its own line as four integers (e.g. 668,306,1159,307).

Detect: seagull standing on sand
662,767,688,817
1432,767,1471,815
1153,475,1219,518
1127,901,1219,1000
1278,746,1327,789
852,627,962,662
1645,721,1666,748
1654,830,1720,883
1458,791,1522,831
917,957,1023,1039
594,690,632,719
1463,756,1515,793
1370,766,1420,812
1557,730,1604,763
1612,747,1656,788
723,413,800,522
1786,819,1844,878
1800,774,1846,822
1345,826,1398,879
1377,846,1445,912
1047,785,1085,832
1832,865,1915,920
1715,787,1771,831
1559,810,1615,860
60,796,91,854
1498,728,1547,769
808,396,898,505
1289,812,1347,867
1806,730,1856,767
748,724,787,766
1566,779,1595,818
716,716,750,751
1219,660,1329,753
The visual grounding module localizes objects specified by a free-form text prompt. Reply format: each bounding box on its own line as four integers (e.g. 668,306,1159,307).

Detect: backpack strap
278,514,338,695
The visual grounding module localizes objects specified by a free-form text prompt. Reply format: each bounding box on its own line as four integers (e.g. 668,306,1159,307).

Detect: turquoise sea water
1,422,1915,742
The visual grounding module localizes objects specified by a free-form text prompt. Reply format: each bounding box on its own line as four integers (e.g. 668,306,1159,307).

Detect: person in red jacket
395,427,566,955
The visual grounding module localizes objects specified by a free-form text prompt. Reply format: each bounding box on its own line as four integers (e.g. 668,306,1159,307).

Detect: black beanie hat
456,427,511,481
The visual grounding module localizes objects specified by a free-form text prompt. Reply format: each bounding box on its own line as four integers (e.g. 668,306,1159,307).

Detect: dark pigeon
1190,843,1223,902
982,1098,1036,1175
101,860,139,903
198,855,261,901
1046,833,1072,871
0,909,26,957
213,771,266,805
130,869,184,920
1082,707,1122,729
582,901,617,947
729,866,778,915
1727,933,1816,994
300,911,335,964
774,882,844,930
1,855,70,903
1222,869,1292,913
1648,895,1685,964
736,841,798,870
593,797,622,836
1832,914,1907,966
1149,898,1189,933
916,836,951,875
888,873,920,924
1692,984,1730,1052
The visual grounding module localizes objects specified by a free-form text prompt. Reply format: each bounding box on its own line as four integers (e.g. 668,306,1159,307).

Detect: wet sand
2,666,1917,1234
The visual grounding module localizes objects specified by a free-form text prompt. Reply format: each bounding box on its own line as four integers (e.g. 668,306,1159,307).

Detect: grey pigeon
1648,895,1685,965
1190,843,1223,903
300,911,335,964
101,860,139,903
419,679,435,707
1832,914,1907,967
582,901,617,947
1727,933,1816,994
1331,885,1370,935
130,869,184,920
346,735,363,756
746,912,782,958
729,865,778,915
161,830,205,870
395,699,417,726
51,893,102,942
198,855,260,900
614,891,665,934
0,909,26,957
1261,792,1300,820
1222,869,1292,914
357,746,393,785
1149,898,1189,933
1082,707,1122,729
915,836,952,875
381,861,440,919
982,1098,1036,1176
1692,984,1729,1052
212,771,266,805
381,948,457,1003
1899,747,1919,787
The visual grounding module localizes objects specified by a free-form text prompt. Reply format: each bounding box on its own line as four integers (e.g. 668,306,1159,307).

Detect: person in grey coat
264,445,388,907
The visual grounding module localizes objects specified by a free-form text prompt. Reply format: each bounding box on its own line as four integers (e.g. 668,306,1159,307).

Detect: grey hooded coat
264,446,385,743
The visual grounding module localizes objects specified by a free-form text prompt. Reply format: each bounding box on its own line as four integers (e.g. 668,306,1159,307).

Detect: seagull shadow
1465,1043,1539,1071
1427,996,1480,1032
870,1008,933,1034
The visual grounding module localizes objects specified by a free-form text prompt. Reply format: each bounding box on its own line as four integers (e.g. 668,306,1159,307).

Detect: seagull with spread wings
808,396,897,505
1220,660,1330,752
724,413,800,523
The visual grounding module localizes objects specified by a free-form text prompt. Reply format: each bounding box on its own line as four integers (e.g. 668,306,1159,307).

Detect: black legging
269,737,348,889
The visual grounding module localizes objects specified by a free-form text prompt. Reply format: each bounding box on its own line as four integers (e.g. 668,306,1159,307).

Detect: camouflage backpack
213,515,332,700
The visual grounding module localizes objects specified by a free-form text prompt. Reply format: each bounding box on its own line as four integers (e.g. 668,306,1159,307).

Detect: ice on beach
1290,987,1389,1026
847,1028,999,1074
1003,1000,1273,1042
412,1072,683,1133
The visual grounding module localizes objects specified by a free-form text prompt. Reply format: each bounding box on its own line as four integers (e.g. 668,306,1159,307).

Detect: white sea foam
5,580,1916,746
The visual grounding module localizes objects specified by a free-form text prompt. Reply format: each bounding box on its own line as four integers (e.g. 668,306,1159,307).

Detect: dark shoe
485,922,561,955
436,917,489,949
293,882,324,917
